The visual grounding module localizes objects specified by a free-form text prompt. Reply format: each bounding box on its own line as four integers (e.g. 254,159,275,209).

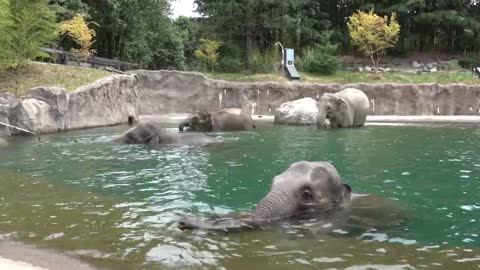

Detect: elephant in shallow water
178,161,353,232
178,108,255,132
113,121,217,146
317,88,370,128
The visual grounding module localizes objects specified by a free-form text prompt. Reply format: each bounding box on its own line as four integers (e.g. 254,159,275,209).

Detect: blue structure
284,48,300,81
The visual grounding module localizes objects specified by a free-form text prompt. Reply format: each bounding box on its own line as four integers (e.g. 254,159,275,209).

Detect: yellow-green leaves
195,39,222,71
348,10,400,69
59,14,98,57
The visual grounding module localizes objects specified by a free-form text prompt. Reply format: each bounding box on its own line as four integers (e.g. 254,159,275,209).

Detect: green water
0,123,479,269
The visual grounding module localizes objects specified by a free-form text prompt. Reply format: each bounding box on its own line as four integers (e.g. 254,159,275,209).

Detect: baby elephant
178,108,255,132
178,161,352,232
317,88,370,128
113,121,217,146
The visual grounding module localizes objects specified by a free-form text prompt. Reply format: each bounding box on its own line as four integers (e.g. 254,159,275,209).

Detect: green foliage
49,0,90,21
216,45,245,73
298,31,339,75
0,0,10,65
0,0,57,69
217,56,244,73
348,10,400,69
249,50,276,74
82,0,184,69
458,54,480,70
175,16,202,69
298,46,339,75
195,39,222,71
194,0,332,71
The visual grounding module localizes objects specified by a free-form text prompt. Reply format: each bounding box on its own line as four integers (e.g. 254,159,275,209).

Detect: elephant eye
302,189,314,203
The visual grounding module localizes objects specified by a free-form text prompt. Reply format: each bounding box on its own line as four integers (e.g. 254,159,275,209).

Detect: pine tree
0,0,57,69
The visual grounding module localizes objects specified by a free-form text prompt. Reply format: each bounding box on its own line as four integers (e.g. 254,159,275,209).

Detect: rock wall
134,70,480,116
8,74,139,134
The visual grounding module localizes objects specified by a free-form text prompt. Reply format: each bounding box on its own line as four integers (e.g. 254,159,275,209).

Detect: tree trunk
246,26,255,69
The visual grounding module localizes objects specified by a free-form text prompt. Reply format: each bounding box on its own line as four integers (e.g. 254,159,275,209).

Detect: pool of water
0,123,479,269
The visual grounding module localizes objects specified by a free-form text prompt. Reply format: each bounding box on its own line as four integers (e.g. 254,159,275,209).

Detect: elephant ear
338,98,349,112
342,183,352,201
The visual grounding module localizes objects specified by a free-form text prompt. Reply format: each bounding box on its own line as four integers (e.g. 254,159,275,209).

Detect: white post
275,42,285,73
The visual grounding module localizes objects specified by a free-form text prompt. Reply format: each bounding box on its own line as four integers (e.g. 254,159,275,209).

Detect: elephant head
317,93,349,128
113,121,169,145
178,111,213,132
178,161,352,232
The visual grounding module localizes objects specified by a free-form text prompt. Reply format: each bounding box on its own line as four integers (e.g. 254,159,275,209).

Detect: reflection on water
0,124,479,269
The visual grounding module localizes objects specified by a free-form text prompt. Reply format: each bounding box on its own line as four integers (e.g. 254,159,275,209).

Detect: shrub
458,53,480,70
248,50,276,74
217,56,244,73
298,46,340,75
194,39,221,71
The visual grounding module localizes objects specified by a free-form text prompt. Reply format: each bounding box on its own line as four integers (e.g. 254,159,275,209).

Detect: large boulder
26,86,69,116
274,97,318,125
66,74,139,130
8,74,139,134
0,97,10,137
0,92,18,107
9,98,61,134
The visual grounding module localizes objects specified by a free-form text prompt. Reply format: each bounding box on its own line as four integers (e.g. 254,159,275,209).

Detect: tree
195,39,221,71
0,0,57,69
175,16,203,69
79,0,184,69
194,0,332,70
348,10,400,70
58,14,97,58
49,0,90,21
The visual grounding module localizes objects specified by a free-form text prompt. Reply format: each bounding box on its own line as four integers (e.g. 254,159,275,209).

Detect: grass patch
205,72,288,82
205,70,479,84
0,62,112,97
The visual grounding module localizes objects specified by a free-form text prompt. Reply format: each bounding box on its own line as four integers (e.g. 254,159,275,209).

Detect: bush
458,53,480,70
248,50,276,74
298,46,340,75
194,39,221,71
217,56,244,73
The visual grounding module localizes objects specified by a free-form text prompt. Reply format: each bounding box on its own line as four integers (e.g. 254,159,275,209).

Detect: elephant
113,121,217,146
178,161,354,232
178,108,255,132
317,88,370,128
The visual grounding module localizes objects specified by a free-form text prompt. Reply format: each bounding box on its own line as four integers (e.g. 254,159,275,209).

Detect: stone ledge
140,114,480,125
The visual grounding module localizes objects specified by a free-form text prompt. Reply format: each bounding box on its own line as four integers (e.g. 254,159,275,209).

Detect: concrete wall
134,70,480,116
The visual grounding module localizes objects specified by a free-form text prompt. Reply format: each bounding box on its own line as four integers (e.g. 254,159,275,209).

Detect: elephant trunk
317,104,329,129
178,119,190,132
178,217,259,232
178,189,297,232
252,189,297,220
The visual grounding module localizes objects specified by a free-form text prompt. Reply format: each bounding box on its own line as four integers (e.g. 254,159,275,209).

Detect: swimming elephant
113,121,217,145
178,108,255,132
317,88,370,128
178,161,353,232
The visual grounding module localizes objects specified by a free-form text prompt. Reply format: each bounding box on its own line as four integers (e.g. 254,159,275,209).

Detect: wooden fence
40,47,141,71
